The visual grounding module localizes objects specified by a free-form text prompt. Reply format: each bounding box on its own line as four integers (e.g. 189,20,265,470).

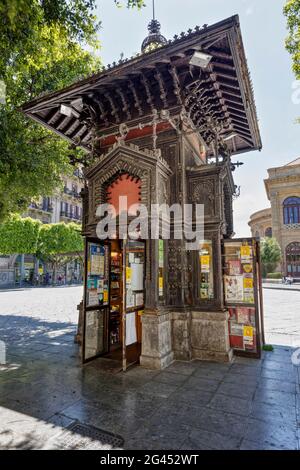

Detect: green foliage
37,221,84,284
266,273,283,279
0,1,143,222
0,214,41,255
260,237,282,278
0,22,100,220
38,222,83,257
284,0,300,80
262,344,274,352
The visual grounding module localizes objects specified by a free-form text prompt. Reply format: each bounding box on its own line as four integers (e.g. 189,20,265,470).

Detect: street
0,286,299,450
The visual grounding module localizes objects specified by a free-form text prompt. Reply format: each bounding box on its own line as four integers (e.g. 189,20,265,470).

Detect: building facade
249,158,300,278
0,172,84,287
22,15,262,368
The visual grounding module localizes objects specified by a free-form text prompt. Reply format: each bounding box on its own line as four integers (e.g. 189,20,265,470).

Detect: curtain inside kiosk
83,239,145,367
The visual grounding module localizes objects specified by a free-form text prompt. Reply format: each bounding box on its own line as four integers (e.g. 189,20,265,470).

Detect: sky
94,0,300,236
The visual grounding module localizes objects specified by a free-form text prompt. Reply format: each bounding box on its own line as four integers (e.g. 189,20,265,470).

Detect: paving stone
193,408,249,438
244,417,298,450
254,388,296,408
152,371,189,386
193,367,226,381
184,428,241,450
223,372,260,386
169,388,213,407
138,381,179,398
229,363,262,377
260,368,297,383
180,376,220,393
165,362,197,376
208,393,253,417
217,381,257,400
250,400,297,425
257,378,297,394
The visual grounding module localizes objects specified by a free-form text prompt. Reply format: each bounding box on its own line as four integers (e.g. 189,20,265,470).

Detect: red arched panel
106,173,141,215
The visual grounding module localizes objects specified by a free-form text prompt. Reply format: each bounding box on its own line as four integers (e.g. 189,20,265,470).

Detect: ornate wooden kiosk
22,15,262,369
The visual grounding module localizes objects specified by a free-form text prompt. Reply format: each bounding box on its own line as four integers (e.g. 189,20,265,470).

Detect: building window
286,242,300,276
283,197,300,224
265,227,272,238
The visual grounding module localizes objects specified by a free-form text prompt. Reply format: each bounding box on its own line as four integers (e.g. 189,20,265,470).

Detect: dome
141,19,167,53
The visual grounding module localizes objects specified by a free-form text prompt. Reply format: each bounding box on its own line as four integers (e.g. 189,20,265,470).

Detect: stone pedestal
190,310,233,362
171,310,192,361
139,310,174,369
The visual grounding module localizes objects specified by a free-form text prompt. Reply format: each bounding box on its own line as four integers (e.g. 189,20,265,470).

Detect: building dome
141,19,167,53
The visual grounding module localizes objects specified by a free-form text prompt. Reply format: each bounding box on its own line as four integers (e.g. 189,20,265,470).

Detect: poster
126,288,135,308
228,260,242,275
236,307,250,324
230,323,244,336
88,290,99,306
159,276,164,296
240,245,252,263
224,275,244,302
243,325,254,347
200,255,210,273
126,312,137,346
243,276,254,303
131,264,143,291
126,267,132,285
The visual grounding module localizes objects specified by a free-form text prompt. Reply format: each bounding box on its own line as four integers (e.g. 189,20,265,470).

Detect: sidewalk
263,282,300,292
0,344,299,449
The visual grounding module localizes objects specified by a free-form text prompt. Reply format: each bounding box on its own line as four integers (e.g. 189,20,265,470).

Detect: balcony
63,187,81,199
283,223,300,230
29,203,53,213
60,211,82,221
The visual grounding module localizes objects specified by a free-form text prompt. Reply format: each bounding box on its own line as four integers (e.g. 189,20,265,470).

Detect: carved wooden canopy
21,15,262,158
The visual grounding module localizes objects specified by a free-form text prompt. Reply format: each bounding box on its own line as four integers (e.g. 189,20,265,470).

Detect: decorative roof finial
141,0,167,53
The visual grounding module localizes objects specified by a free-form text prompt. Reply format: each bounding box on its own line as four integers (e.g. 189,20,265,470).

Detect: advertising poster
224,275,244,302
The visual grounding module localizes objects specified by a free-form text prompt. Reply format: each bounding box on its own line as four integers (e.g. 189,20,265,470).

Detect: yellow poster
159,277,164,289
243,326,253,339
240,245,252,262
200,255,210,273
103,291,108,303
243,277,253,289
243,264,253,273
126,267,132,283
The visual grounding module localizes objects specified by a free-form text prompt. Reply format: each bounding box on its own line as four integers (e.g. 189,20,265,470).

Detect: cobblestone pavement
0,286,299,450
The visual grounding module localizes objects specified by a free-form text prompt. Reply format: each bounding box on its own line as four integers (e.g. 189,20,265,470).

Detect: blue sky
95,0,300,236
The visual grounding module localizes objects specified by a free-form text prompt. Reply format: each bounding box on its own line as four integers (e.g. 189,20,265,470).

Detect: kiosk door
83,240,110,363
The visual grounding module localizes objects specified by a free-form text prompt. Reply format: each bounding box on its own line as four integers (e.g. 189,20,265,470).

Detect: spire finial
141,0,167,52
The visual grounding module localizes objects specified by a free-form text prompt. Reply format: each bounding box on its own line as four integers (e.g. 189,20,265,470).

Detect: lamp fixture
189,51,212,69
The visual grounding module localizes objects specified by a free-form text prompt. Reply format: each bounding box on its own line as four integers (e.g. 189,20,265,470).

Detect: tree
0,214,41,255
0,1,145,221
284,0,300,81
37,222,84,284
260,237,282,277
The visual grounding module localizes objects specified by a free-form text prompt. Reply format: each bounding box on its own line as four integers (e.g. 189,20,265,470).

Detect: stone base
139,308,233,369
139,309,174,370
190,310,233,363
